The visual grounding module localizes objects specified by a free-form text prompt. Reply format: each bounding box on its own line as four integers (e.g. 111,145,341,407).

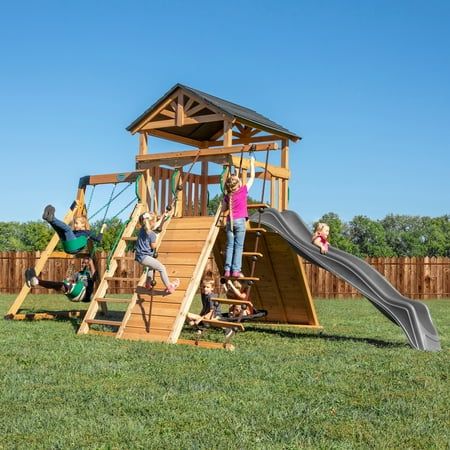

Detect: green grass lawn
0,294,448,449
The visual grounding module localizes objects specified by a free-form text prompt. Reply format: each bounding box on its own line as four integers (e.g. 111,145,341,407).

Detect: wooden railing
1,252,449,299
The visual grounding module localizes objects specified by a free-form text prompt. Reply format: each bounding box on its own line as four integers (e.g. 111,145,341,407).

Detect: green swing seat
62,236,89,254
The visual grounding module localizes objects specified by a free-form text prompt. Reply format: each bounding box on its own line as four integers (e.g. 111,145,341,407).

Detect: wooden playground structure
6,84,321,349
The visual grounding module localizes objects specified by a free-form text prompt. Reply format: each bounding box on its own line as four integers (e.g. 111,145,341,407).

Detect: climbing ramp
79,213,221,345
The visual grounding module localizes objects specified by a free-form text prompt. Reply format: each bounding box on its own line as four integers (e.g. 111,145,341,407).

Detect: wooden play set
6,84,321,349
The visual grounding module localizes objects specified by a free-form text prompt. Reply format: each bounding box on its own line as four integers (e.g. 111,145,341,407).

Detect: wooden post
200,161,208,216
281,139,289,210
270,175,276,209
175,169,183,217
139,133,148,155
176,92,184,127
223,120,233,147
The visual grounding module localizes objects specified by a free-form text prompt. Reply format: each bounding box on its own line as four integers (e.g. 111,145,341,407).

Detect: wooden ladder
77,202,146,336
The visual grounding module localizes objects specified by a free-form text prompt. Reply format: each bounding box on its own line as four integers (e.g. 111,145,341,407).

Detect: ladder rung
95,297,131,303
122,236,137,241
114,256,137,261
247,203,270,209
85,319,122,327
242,252,263,257
210,297,253,307
200,319,244,330
246,227,266,233
105,277,142,282
228,276,259,282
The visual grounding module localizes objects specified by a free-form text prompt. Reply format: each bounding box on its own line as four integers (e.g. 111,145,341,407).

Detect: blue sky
1,0,449,225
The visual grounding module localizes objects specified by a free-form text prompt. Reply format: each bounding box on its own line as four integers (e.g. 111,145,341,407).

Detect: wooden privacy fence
0,252,449,299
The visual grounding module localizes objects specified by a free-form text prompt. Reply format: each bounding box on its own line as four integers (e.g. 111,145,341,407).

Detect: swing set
6,83,321,350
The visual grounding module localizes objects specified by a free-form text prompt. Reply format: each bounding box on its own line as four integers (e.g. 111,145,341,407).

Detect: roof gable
127,84,300,144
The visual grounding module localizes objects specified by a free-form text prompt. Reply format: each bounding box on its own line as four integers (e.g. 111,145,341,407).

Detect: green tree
19,221,53,251
349,215,394,257
0,222,23,250
91,217,125,252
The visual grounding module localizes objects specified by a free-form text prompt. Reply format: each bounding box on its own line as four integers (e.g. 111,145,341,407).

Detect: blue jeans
224,218,246,273
49,218,76,242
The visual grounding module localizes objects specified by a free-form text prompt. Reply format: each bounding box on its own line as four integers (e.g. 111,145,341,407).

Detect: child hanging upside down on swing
135,212,179,294
42,205,106,254
25,257,96,302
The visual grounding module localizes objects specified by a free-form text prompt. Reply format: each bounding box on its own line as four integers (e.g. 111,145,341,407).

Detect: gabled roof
126,83,301,142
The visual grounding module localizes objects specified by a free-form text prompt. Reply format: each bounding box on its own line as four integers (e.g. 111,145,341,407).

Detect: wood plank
85,319,122,327
126,314,176,329
136,143,277,165
85,171,143,186
153,240,204,253
142,114,224,130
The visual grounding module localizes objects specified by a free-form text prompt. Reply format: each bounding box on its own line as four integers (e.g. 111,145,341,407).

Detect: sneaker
42,204,55,222
223,270,231,278
224,328,235,340
231,271,243,278
25,268,38,287
165,278,180,294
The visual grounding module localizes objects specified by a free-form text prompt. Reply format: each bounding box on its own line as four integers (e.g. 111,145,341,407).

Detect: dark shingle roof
126,83,300,142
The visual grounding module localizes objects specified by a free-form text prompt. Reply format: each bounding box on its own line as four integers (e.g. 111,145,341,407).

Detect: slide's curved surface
250,208,441,351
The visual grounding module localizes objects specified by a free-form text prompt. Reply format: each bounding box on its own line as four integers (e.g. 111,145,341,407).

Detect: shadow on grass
5,308,126,334
248,325,407,349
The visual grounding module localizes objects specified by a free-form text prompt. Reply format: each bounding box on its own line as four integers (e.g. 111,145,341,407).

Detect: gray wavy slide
250,208,441,351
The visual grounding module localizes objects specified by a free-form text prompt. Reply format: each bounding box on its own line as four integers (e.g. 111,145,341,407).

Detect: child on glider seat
42,205,105,254
186,276,221,326
135,212,179,294
25,257,96,302
222,154,255,278
312,222,330,254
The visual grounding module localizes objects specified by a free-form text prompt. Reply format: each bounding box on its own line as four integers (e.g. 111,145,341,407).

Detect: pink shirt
224,185,248,221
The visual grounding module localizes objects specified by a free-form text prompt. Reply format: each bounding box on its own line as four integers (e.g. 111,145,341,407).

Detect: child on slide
42,205,105,254
312,222,330,254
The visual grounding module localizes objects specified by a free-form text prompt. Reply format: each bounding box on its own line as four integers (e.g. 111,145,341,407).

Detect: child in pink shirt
222,155,255,278
312,222,330,254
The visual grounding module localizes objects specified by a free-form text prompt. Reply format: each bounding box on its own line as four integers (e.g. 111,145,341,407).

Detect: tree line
0,208,449,257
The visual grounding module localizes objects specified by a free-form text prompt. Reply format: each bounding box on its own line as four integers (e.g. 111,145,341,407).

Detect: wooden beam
159,109,175,118
142,113,224,130
176,91,184,127
230,155,290,180
185,102,209,117
137,143,277,165
82,171,144,186
223,120,233,147
201,161,208,216
139,133,148,156
129,92,178,134
281,138,289,210
184,97,195,113
148,129,202,147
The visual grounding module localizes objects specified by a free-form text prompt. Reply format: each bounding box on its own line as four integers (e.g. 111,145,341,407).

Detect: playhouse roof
126,84,300,143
